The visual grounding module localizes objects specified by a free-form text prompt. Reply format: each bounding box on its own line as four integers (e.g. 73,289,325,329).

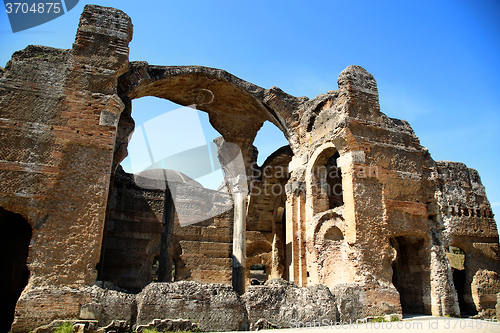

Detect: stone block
242,279,336,329
136,281,248,332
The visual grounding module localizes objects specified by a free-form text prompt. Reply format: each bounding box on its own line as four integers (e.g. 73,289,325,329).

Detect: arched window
309,146,344,216
324,226,344,242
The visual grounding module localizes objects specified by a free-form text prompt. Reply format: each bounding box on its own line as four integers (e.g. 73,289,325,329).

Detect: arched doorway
304,142,347,286
0,207,32,332
312,214,347,286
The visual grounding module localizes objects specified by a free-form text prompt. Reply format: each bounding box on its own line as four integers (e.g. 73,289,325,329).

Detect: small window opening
250,264,267,285
326,153,343,209
324,226,344,242
151,255,160,282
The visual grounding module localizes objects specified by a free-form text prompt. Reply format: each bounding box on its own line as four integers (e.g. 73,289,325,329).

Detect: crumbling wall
436,161,500,316
103,145,294,289
333,66,436,315
172,211,233,284
14,280,365,333
246,146,293,283
99,167,163,291
101,167,234,288
279,65,453,316
0,5,134,332
136,282,248,332
242,279,337,329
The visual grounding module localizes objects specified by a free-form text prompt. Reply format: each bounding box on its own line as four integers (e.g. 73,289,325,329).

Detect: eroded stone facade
0,5,499,332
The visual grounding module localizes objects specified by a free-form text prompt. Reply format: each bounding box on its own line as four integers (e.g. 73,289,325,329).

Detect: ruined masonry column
284,181,306,285
213,136,250,294
232,175,248,295
158,184,175,282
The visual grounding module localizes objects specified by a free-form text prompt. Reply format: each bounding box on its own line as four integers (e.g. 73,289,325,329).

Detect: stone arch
313,210,346,246
324,226,344,242
102,64,301,291
246,240,273,259
246,241,272,285
117,62,300,157
306,142,345,217
310,210,348,286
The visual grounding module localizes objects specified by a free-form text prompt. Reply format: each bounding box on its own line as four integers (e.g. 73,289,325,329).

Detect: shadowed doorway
390,235,430,314
0,207,32,332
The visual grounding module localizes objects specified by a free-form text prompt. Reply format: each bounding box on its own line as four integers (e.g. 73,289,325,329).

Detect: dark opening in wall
452,268,477,316
446,246,477,317
324,226,344,242
311,148,344,215
151,255,160,282
326,152,343,209
250,264,267,285
390,235,430,314
151,259,175,283
0,207,32,332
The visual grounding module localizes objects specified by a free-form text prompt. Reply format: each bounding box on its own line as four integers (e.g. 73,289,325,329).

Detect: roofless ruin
0,5,498,332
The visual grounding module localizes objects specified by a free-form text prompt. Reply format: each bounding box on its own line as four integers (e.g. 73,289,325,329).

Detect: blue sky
1,1,499,219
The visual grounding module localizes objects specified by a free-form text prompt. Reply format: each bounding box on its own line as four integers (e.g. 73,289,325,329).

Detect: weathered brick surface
436,161,500,315
136,282,248,332
242,280,337,328
0,5,132,332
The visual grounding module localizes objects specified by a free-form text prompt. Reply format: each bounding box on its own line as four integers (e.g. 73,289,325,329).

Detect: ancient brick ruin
0,5,499,332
